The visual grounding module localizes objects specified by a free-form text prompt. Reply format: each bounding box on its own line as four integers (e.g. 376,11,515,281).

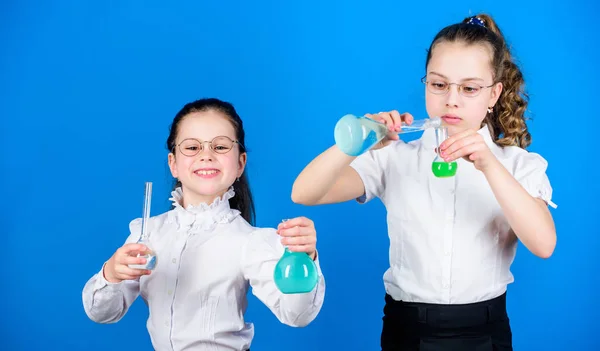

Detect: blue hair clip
466,16,486,28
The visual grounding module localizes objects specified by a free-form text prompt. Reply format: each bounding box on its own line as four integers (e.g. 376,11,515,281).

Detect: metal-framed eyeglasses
421,75,495,98
173,136,243,157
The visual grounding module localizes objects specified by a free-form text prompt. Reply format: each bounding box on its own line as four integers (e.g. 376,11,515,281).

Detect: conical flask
334,114,441,156
431,127,458,178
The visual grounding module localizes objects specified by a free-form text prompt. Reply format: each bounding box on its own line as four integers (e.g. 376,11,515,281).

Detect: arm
440,130,557,258
82,263,141,323
82,221,150,323
483,159,556,258
291,145,365,205
241,228,325,327
292,111,409,205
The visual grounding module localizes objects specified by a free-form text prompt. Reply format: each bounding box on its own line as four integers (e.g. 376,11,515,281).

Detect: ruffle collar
167,187,240,232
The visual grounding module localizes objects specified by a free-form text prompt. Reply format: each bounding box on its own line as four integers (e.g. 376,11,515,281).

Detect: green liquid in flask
431,161,458,178
431,127,457,178
274,248,318,294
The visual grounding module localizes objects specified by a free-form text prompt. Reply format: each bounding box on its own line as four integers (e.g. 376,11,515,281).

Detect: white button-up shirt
350,125,555,304
82,188,325,351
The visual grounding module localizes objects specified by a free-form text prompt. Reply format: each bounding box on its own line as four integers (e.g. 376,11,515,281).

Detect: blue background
1,0,598,350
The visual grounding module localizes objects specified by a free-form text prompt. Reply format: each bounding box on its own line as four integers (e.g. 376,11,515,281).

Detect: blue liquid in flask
334,114,442,156
334,115,387,156
274,248,318,294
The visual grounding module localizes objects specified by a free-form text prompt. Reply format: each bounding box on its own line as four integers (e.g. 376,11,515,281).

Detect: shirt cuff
94,262,125,291
312,251,324,277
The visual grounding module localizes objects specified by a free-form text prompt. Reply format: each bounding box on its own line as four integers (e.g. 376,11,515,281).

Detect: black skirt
381,292,512,351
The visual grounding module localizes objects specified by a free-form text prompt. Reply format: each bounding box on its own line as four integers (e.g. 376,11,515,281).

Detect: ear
168,152,178,178
489,82,503,108
237,152,247,178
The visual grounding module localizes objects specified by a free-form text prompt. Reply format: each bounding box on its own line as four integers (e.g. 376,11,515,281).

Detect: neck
181,186,229,209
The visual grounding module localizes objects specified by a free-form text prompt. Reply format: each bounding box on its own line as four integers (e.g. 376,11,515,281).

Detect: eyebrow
176,136,235,144
428,71,485,82
179,135,234,140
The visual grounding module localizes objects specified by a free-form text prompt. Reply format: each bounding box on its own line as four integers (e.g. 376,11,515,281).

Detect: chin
196,186,228,197
184,183,227,199
445,125,462,136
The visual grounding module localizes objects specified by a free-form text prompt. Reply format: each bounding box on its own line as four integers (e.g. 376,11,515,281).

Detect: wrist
480,156,502,175
102,261,121,284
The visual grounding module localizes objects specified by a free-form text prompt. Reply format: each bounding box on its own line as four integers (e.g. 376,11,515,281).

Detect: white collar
167,187,240,232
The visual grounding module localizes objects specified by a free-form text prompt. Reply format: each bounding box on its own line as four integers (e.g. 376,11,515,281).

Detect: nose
445,84,461,108
197,143,214,161
198,154,213,161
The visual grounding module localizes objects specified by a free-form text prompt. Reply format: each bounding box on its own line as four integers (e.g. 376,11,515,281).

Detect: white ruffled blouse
82,187,325,351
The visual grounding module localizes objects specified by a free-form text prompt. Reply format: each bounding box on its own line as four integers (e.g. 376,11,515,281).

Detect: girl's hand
439,129,498,172
277,217,317,260
364,110,414,150
103,243,152,283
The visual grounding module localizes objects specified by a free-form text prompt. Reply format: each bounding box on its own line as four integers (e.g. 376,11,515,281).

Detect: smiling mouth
194,169,219,176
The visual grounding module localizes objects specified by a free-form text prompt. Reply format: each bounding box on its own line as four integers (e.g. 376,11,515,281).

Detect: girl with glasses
83,98,325,351
291,14,556,350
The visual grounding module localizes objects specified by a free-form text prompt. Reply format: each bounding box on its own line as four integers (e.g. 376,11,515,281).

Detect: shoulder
128,211,172,233
244,224,280,250
495,145,549,175
225,216,278,241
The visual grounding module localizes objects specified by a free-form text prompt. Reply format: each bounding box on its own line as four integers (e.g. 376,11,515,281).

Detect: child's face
168,110,246,207
425,41,503,135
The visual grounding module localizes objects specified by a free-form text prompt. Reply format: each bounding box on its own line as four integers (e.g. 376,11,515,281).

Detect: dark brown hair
166,98,256,224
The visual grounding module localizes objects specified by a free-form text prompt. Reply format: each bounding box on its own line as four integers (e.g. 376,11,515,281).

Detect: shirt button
443,283,449,289
444,251,451,256
165,321,169,327
172,258,176,263
168,289,173,295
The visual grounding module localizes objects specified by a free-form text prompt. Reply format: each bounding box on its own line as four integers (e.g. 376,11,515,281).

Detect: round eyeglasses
173,136,243,157
421,76,495,98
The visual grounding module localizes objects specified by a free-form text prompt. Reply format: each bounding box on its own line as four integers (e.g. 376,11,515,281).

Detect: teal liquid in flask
334,114,442,156
274,247,318,294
